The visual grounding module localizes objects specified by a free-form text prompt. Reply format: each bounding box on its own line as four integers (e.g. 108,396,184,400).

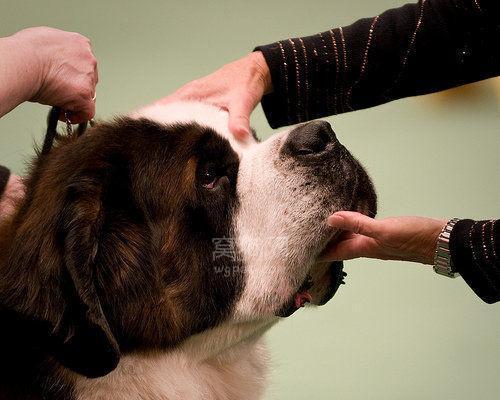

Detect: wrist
248,51,272,95
423,219,448,265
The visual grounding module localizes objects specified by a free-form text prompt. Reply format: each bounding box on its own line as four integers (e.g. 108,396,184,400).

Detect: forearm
450,219,500,304
0,36,39,118
256,0,500,128
0,166,10,198
0,166,12,220
0,168,24,222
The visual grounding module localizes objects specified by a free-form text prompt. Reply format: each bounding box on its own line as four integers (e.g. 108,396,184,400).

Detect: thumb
327,211,381,238
228,100,253,140
61,99,96,124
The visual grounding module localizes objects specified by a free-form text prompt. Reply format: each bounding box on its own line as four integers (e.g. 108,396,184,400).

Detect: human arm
0,167,24,221
160,0,499,136
324,212,500,304
0,166,10,201
256,0,500,127
0,27,98,123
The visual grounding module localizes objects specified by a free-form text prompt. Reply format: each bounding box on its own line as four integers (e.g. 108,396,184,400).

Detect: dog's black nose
283,121,337,157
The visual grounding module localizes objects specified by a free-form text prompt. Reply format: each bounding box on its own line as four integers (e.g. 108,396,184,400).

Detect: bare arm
0,173,24,222
0,36,38,118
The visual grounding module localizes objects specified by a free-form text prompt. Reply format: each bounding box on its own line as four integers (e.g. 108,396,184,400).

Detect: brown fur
0,117,244,399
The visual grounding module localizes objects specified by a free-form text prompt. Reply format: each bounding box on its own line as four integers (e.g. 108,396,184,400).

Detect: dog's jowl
0,102,376,400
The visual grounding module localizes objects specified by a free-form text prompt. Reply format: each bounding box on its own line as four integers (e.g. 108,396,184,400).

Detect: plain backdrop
0,1,499,399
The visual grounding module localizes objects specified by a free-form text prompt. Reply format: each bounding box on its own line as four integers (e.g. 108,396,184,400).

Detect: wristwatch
433,218,460,278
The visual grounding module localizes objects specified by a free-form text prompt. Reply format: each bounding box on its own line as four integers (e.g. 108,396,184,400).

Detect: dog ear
51,179,120,378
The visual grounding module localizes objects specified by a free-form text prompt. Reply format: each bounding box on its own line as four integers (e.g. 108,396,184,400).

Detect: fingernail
235,129,249,141
327,215,344,227
237,126,249,136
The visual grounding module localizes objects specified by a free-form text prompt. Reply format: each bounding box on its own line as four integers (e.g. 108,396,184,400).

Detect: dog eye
201,165,219,189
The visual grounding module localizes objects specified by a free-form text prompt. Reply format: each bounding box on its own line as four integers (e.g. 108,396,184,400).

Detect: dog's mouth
278,262,346,318
277,197,376,318
293,274,314,308
277,233,346,317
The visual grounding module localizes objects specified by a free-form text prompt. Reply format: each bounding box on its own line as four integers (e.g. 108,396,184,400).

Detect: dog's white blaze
232,131,325,319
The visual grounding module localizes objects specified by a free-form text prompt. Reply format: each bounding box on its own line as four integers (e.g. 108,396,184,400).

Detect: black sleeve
0,165,10,198
255,0,500,128
450,219,500,304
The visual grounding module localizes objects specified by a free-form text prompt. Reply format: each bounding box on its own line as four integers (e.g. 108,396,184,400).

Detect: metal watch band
433,218,460,278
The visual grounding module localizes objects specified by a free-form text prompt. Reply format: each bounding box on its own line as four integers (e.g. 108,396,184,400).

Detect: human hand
155,51,272,140
0,175,24,221
11,27,98,123
322,211,447,265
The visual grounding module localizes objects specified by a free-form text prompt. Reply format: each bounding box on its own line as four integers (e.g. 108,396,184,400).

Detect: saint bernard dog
0,101,376,400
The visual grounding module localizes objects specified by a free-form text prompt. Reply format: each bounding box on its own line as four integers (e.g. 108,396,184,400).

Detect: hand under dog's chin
275,198,376,318
275,232,346,318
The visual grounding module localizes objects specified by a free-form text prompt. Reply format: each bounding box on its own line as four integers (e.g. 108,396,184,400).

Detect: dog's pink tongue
295,291,312,308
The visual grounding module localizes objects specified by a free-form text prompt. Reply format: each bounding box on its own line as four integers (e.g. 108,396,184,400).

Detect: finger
70,100,95,124
228,100,252,140
321,235,373,261
58,108,66,122
327,211,382,238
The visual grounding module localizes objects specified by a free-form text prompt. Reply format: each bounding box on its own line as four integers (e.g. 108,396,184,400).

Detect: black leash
42,106,62,155
42,107,94,156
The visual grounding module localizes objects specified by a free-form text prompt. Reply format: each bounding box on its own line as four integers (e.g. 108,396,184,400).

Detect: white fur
75,320,276,400
131,102,255,157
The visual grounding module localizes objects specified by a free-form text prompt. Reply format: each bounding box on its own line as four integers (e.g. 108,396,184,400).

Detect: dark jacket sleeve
450,219,500,303
0,165,10,199
255,0,500,128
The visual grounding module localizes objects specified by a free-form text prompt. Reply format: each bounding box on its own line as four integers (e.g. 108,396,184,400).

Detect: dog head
0,102,376,378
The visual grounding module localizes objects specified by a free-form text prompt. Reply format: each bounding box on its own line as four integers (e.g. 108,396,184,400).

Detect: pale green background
1,1,499,399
